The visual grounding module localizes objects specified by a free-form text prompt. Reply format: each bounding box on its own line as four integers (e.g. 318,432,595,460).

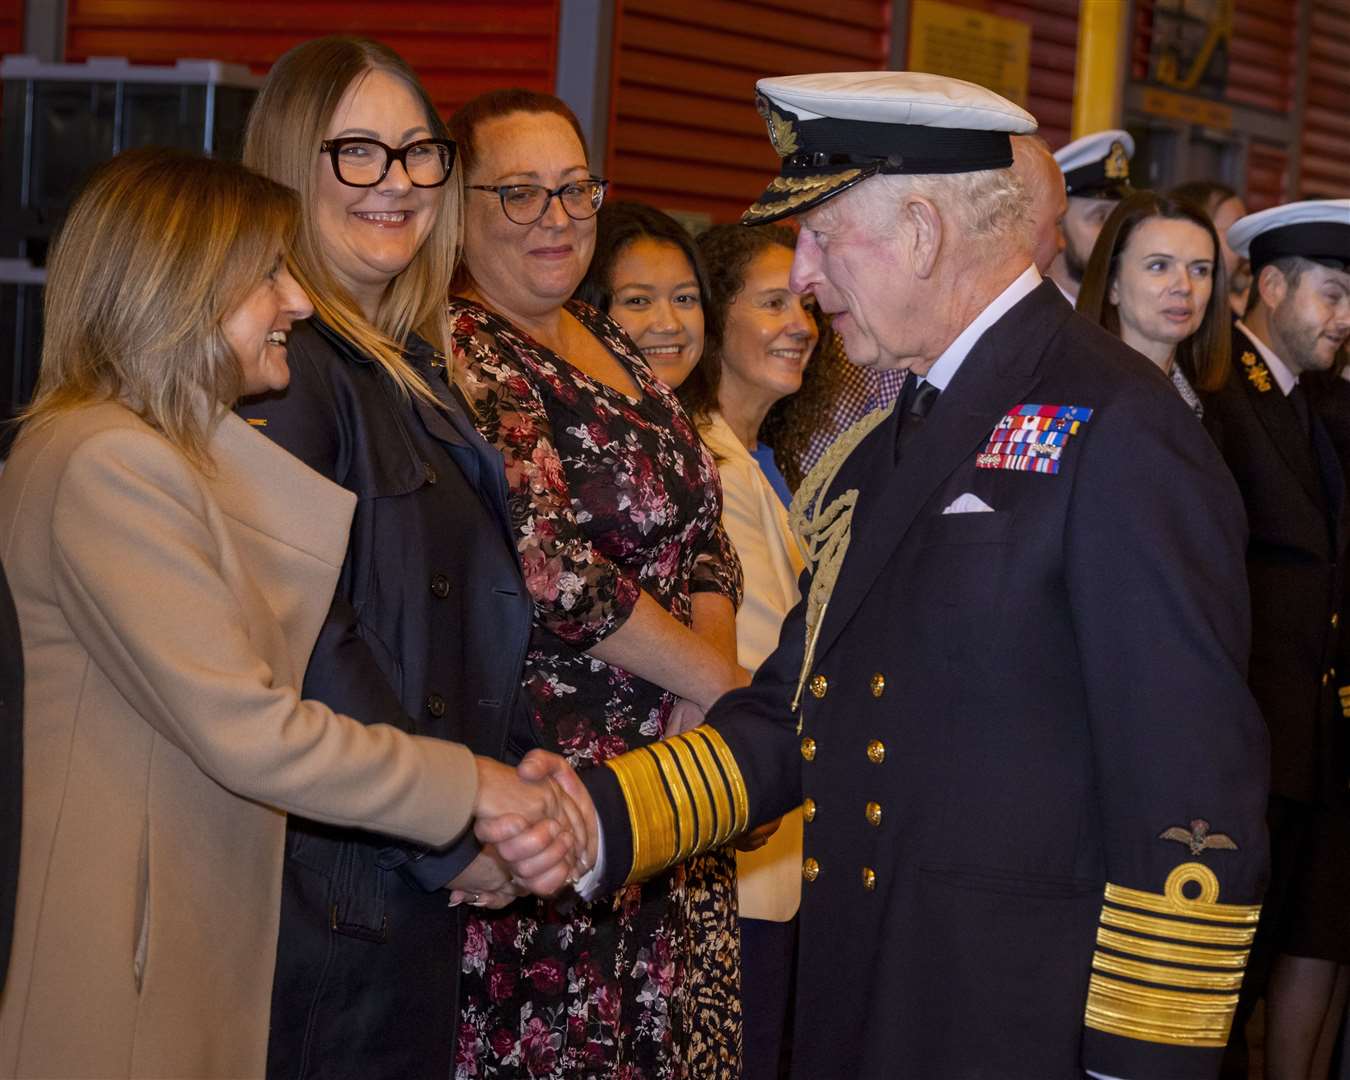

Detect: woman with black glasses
446,90,748,1079
237,40,586,1080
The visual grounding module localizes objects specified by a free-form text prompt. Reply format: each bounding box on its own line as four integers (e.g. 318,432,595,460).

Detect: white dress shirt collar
1236,319,1298,396
922,264,1042,392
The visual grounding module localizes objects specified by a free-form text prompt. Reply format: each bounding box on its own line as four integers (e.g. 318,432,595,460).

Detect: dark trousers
740,916,798,1080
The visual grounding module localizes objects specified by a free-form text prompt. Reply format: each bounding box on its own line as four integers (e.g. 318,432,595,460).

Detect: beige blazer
0,404,479,1079
702,413,806,922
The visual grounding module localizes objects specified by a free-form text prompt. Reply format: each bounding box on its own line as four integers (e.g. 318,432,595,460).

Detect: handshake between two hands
445,752,600,910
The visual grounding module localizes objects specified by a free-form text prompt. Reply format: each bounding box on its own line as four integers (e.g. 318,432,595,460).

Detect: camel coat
701,412,806,922
0,403,479,1079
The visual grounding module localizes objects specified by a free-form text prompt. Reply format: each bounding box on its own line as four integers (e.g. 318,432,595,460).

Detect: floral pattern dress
448,298,745,1080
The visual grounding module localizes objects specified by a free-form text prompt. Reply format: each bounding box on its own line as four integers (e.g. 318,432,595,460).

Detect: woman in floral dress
447,91,748,1079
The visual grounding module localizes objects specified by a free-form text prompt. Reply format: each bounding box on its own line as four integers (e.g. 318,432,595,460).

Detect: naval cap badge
1159,819,1238,856
756,92,800,159
1104,140,1129,180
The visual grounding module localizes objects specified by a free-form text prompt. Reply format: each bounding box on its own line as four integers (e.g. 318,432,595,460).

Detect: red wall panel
606,0,890,223
0,0,22,57
915,0,1079,152
1300,0,1350,197
64,1,560,118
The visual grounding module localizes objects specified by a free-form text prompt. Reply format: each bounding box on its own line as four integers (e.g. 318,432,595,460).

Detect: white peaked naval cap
743,70,1037,225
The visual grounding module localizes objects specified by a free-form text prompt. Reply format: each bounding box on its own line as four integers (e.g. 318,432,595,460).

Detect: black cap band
1249,221,1350,275
782,117,1012,176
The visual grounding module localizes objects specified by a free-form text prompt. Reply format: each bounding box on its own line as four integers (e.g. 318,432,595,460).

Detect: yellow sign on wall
908,0,1032,108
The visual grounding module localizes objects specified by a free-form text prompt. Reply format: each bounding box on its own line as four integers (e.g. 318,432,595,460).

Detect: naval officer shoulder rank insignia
976,403,1094,475
1239,350,1273,393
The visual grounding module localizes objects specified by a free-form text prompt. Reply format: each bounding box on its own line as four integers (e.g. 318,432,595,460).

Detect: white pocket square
942,493,996,515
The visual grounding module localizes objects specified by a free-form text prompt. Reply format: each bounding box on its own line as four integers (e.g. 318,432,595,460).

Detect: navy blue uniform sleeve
581,569,808,895
1067,384,1270,1077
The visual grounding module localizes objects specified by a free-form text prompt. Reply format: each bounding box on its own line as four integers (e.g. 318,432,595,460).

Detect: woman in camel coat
0,149,571,1080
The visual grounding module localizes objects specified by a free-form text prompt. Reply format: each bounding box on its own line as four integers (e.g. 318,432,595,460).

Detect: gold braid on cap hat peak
743,170,864,223
786,399,896,725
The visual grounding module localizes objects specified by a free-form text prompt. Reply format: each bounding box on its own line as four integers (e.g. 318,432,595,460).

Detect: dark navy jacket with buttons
585,283,1270,1079
1203,323,1350,806
237,318,533,1080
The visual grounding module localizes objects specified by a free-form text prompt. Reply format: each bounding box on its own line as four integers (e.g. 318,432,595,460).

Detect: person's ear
904,196,943,280
1257,263,1289,311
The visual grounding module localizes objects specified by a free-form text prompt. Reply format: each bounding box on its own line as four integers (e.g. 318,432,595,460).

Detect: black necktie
894,376,941,460
1289,382,1312,440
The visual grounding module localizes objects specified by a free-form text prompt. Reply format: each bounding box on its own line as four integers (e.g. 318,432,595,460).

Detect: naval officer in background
1049,129,1135,305
498,71,1271,1079
1202,200,1350,1078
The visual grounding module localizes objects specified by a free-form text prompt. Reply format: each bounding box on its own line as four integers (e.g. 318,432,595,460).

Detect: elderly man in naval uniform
498,71,1271,1080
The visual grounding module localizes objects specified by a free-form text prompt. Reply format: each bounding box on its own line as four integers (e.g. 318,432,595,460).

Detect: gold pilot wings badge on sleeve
1085,862,1261,1047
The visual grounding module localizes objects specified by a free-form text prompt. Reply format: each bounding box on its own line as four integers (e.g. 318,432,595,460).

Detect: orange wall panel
606,0,890,223
64,1,560,118
1301,0,1350,197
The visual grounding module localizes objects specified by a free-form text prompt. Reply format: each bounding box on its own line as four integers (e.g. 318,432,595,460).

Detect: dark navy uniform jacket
586,281,1270,1080
1203,323,1349,806
238,319,533,1080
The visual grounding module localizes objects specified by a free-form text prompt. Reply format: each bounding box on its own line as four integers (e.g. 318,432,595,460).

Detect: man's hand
471,756,578,897
513,750,599,875
445,847,524,909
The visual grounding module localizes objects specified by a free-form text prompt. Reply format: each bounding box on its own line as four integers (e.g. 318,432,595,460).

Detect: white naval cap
1053,129,1134,199
1227,199,1350,274
743,70,1037,226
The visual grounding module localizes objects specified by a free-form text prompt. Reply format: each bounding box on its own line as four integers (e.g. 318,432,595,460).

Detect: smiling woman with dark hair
447,88,747,1080
575,200,710,390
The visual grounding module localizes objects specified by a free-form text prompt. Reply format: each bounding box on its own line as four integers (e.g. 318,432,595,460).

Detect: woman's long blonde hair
244,36,459,401
22,148,298,464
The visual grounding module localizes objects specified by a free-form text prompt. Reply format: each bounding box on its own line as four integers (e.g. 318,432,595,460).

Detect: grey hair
864,164,1032,248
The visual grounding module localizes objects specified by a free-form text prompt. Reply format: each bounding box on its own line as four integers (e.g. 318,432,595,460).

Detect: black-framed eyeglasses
319,137,456,188
466,178,609,225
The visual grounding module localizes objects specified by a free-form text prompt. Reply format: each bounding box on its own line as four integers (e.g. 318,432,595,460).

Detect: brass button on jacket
862,867,877,890
801,736,817,762
429,573,451,599
810,673,829,699
802,857,820,882
870,673,885,697
865,801,882,827
866,739,886,764
803,797,817,822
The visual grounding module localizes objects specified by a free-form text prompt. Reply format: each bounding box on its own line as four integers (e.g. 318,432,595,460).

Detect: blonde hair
244,36,459,401
23,148,298,464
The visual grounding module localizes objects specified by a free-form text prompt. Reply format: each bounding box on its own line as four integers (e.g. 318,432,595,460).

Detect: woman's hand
471,756,580,896
665,698,705,737
734,816,782,852
446,848,525,909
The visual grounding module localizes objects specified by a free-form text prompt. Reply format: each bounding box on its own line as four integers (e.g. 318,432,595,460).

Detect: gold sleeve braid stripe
606,727,751,885
1084,863,1261,1048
